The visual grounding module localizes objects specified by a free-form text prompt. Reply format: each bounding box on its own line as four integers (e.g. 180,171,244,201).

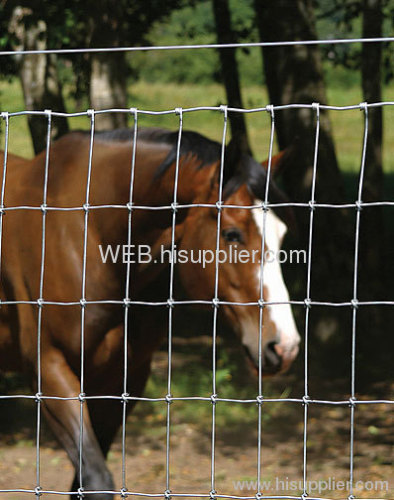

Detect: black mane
91,127,294,228
93,127,222,174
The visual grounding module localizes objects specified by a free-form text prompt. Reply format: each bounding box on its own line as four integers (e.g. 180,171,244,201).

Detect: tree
88,5,129,130
358,0,387,378
254,0,355,377
357,0,384,296
76,1,185,130
212,0,251,155
8,6,69,153
317,0,393,380
1,0,184,142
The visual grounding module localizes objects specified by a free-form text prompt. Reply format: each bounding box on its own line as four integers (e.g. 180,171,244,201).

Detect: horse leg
85,308,163,456
88,357,152,455
40,348,115,500
80,313,162,491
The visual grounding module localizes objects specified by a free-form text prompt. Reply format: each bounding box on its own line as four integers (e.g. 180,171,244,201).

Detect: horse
0,125,300,498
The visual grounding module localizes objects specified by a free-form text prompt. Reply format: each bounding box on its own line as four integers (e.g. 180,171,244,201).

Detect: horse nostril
264,341,282,371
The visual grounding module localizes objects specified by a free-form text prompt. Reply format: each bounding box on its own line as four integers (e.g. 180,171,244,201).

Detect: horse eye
222,228,243,244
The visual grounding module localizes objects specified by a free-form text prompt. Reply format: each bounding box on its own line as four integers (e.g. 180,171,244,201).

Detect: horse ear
261,146,295,177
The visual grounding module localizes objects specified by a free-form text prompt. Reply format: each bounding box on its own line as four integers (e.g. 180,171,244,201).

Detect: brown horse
0,126,300,497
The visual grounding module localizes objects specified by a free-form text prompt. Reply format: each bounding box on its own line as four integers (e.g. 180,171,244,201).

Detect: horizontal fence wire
0,36,394,56
0,96,393,500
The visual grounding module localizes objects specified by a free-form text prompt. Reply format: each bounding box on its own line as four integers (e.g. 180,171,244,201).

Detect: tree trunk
89,53,128,130
88,6,128,131
212,0,251,155
360,0,384,288
10,7,69,155
254,0,353,377
255,0,344,203
358,0,388,380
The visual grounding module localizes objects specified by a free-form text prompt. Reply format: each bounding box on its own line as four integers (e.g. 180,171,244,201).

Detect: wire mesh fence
0,37,393,500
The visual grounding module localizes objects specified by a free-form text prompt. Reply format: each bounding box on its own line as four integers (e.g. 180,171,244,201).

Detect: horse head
174,141,300,375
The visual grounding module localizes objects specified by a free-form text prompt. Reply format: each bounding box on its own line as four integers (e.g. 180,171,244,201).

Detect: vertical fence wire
348,103,368,498
78,109,95,496
210,105,228,499
165,107,184,498
0,112,9,283
34,110,52,498
302,103,320,498
121,108,139,496
256,105,275,496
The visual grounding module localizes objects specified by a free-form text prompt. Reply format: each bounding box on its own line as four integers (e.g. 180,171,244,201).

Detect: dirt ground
0,349,392,500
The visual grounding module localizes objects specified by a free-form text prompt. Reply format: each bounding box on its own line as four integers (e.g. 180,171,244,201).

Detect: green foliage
0,0,185,103
316,0,394,82
130,1,262,86
2,0,387,92
130,347,291,432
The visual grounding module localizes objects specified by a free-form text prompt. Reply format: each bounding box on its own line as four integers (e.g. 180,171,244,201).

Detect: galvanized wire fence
0,37,393,500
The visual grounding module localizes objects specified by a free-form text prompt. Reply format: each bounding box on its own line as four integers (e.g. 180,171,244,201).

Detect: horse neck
133,149,218,207
95,142,217,247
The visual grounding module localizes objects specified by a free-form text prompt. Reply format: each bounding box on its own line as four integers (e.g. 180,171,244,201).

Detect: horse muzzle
244,340,299,376
264,341,299,375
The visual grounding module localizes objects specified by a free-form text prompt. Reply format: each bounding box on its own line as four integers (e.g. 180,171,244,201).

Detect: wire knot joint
349,396,357,408
312,102,320,116
261,202,269,213
351,299,359,310
266,104,274,118
359,102,368,112
219,104,228,119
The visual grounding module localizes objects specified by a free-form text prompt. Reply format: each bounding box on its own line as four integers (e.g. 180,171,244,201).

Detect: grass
2,78,394,177
128,351,292,434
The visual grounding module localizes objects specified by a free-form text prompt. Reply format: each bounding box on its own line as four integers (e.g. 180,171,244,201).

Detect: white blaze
252,204,300,354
